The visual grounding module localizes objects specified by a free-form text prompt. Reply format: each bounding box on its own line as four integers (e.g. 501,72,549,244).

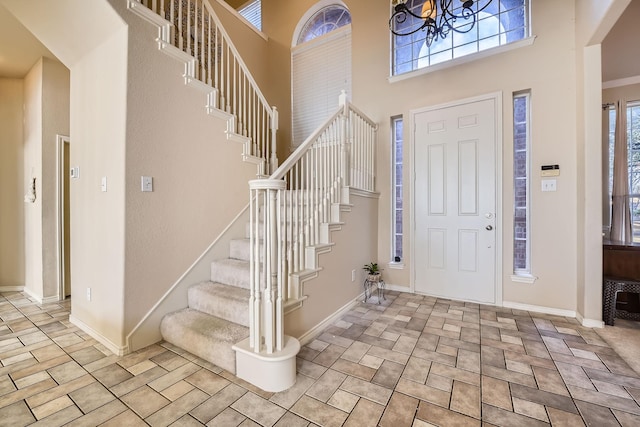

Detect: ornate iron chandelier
390,0,495,47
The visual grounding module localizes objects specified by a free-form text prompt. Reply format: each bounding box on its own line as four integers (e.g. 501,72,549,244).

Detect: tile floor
2,290,640,426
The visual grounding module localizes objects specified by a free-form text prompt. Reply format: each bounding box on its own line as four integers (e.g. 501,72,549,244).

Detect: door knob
486,225,493,231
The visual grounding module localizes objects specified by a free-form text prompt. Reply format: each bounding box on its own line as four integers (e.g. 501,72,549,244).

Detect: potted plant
363,262,382,282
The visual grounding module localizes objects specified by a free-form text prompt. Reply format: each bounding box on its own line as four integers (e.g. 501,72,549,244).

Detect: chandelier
390,0,494,47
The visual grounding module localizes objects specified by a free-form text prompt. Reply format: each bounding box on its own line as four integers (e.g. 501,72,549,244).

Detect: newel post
248,178,286,354
338,91,351,188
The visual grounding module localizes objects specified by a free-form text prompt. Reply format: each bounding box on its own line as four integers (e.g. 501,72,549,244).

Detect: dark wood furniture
603,239,640,325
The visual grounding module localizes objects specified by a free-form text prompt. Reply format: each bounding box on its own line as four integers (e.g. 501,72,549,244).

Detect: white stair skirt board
233,335,300,392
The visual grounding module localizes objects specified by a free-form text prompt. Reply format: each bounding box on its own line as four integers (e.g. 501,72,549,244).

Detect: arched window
297,5,351,45
392,0,529,75
291,3,352,147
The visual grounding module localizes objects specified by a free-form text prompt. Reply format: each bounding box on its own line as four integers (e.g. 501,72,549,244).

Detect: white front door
413,96,498,304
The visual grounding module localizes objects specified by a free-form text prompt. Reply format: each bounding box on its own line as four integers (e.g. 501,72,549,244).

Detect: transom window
297,5,351,45
391,0,529,76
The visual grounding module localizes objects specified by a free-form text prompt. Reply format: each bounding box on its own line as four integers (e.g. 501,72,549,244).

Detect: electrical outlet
86,288,91,301
351,269,356,282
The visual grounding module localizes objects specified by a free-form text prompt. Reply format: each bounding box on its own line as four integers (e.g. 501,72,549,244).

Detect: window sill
389,36,537,84
511,273,538,284
387,262,405,270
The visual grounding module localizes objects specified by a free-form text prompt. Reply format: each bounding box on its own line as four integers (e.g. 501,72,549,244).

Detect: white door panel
414,98,497,303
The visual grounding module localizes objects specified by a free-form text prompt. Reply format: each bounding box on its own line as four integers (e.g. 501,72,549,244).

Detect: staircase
128,0,378,392
160,235,254,374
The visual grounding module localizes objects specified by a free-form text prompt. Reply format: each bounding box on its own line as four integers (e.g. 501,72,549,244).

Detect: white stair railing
134,0,278,173
248,92,377,355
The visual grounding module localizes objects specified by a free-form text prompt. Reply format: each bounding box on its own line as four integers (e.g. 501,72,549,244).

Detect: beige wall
263,0,582,313
42,58,71,299
22,58,70,301
5,0,628,350
121,2,258,348
23,59,44,299
573,0,630,323
0,78,24,288
603,83,640,104
69,26,129,348
285,191,378,338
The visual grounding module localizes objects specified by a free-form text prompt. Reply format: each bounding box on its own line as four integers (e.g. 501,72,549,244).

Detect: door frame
56,134,70,301
409,92,503,305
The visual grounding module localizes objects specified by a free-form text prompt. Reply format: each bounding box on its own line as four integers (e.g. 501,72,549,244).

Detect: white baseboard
0,286,24,293
502,300,577,318
69,314,130,356
296,293,363,346
22,287,61,305
576,312,604,329
383,283,411,293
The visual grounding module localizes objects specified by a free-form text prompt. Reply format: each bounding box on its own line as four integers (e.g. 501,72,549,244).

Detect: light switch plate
141,176,153,192
541,179,557,192
101,176,107,192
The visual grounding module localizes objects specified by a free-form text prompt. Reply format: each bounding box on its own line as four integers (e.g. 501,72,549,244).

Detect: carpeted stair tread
160,308,249,374
210,258,251,289
188,281,250,326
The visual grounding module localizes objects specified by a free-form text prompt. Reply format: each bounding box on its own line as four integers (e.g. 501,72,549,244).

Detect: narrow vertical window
513,92,531,278
392,116,404,264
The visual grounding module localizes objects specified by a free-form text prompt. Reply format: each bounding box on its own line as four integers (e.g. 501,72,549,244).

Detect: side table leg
603,280,616,326
377,281,386,304
363,280,369,303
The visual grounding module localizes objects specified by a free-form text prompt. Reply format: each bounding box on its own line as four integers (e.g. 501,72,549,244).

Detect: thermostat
541,165,560,177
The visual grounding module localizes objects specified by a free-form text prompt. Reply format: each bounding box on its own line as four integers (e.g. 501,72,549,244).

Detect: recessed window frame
390,116,404,268
606,100,640,242
511,91,536,283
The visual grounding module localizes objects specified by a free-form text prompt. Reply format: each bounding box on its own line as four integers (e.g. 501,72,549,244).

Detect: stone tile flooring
2,290,640,426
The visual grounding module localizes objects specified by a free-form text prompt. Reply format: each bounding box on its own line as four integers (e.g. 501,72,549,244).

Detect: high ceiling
0,2,637,82
0,4,57,78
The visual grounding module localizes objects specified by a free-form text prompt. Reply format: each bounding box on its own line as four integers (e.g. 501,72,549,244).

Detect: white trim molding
502,300,576,319
576,312,605,329
70,314,130,356
0,286,24,293
510,274,538,284
296,295,361,346
603,75,640,89
384,283,411,293
23,287,59,305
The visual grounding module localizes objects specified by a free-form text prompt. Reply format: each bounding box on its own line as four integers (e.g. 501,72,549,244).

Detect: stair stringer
126,0,266,175
283,195,354,314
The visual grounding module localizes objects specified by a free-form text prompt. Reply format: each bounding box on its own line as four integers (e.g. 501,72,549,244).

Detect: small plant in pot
363,262,382,282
